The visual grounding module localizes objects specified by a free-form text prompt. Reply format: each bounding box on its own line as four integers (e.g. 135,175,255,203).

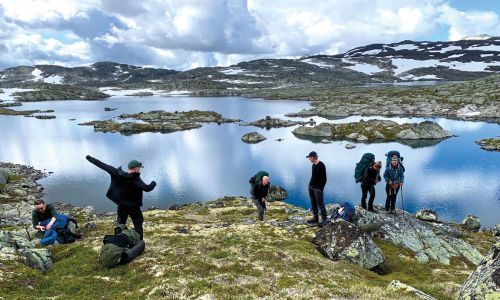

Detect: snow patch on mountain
342,59,385,75
31,68,43,81
43,75,63,84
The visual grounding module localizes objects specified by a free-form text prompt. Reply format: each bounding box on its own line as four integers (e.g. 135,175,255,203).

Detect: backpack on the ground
331,202,356,222
354,153,375,183
99,225,145,268
385,150,405,172
56,218,81,244
249,171,269,196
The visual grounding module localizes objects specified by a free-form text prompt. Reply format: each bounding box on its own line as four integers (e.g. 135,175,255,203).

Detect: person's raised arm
132,177,157,192
86,155,117,175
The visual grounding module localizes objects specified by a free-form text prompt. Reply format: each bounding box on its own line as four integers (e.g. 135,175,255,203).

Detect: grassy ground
0,198,496,300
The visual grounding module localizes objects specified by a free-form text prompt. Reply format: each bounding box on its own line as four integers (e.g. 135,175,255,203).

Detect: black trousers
117,205,144,240
361,184,375,209
253,199,266,221
308,186,327,220
385,184,400,211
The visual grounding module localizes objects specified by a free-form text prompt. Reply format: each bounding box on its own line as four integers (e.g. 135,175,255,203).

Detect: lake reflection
1,96,499,227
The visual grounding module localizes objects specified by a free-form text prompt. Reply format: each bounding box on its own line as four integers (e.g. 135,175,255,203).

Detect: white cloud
0,0,499,70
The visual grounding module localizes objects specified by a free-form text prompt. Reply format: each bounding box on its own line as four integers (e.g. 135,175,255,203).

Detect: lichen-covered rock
475,137,500,151
242,116,311,129
292,122,332,137
415,209,438,222
462,215,481,231
0,230,52,273
313,219,385,269
267,185,288,201
459,243,500,300
241,132,267,144
354,206,484,265
0,168,9,185
387,280,437,300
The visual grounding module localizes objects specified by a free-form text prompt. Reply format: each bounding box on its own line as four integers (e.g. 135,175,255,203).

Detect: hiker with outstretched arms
86,155,156,239
306,151,328,225
249,171,270,221
360,161,382,211
384,156,404,214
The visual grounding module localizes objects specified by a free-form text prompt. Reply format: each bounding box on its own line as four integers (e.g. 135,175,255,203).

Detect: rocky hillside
1,163,499,299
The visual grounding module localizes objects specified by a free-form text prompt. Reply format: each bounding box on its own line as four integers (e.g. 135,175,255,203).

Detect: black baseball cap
306,151,318,158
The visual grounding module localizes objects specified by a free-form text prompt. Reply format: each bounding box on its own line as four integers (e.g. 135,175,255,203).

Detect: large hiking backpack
331,202,356,222
385,150,405,172
249,171,269,196
354,153,375,183
56,218,81,244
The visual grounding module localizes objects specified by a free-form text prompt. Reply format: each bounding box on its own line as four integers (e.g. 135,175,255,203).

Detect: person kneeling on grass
32,199,81,245
99,224,145,268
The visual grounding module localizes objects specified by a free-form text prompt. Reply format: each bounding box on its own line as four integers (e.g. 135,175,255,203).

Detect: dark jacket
309,161,327,191
86,155,156,208
362,166,381,186
252,180,269,201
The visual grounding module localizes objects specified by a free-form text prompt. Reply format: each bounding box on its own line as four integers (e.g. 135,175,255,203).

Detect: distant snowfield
392,44,419,51
302,58,336,68
342,58,385,75
0,88,36,100
99,87,192,97
44,75,63,84
31,68,43,81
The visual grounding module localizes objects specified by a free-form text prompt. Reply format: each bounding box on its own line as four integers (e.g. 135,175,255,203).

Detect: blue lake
1,96,499,227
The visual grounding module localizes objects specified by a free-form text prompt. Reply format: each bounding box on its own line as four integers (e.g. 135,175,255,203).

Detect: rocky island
292,119,453,142
79,110,240,134
475,137,500,151
0,162,498,299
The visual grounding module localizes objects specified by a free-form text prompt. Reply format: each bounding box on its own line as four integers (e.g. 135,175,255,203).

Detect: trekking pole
400,185,404,215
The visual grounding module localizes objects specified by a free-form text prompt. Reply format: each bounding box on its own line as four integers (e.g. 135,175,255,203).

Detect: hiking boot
389,209,395,214
306,217,319,224
361,203,367,209
368,207,375,212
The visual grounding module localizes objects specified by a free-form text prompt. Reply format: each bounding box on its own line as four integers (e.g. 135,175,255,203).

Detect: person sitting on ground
250,171,270,221
32,199,57,238
360,161,382,211
383,156,405,214
99,224,146,268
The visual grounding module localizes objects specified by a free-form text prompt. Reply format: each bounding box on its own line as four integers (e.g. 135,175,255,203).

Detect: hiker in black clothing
250,171,270,221
306,151,328,224
86,155,156,239
360,161,382,211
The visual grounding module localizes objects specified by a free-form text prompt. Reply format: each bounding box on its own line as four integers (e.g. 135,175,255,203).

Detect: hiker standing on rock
249,171,270,221
384,156,404,214
306,151,328,224
86,155,156,239
360,161,382,211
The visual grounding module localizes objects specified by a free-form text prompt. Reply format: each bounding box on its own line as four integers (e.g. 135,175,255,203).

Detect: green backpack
354,153,375,183
99,225,141,268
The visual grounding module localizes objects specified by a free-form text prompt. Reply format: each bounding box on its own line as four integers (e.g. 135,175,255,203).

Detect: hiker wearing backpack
249,171,270,221
384,156,405,214
99,224,145,268
360,161,382,211
306,151,328,225
86,155,156,240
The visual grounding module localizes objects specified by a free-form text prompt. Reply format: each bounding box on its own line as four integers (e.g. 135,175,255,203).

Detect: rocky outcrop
0,230,52,273
0,168,8,185
459,243,500,300
80,110,239,134
475,137,500,151
354,207,484,265
241,132,266,144
293,120,453,141
313,219,385,269
387,280,437,300
415,209,438,222
267,185,288,201
241,116,314,129
462,215,481,231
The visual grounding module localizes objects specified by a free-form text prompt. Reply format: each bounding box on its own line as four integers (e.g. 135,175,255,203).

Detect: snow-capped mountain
301,36,499,81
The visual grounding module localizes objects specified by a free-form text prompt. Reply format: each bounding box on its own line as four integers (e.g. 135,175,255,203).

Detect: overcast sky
0,0,499,70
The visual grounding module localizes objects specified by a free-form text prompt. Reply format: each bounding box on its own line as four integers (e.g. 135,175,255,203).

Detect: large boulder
267,185,288,201
241,132,267,144
387,280,437,300
462,215,481,231
0,230,52,273
459,243,500,299
292,123,332,137
313,219,385,269
415,209,438,222
354,207,484,265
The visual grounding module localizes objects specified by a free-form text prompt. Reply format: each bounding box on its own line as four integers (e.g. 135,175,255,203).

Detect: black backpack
56,218,81,244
